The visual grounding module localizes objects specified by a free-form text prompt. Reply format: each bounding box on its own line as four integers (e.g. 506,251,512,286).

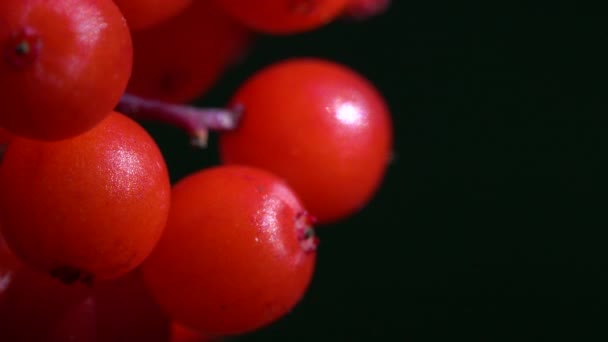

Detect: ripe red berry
112,0,193,30
127,0,251,103
0,112,171,284
0,0,132,140
214,0,349,34
219,58,393,223
0,238,94,342
142,165,317,337
95,271,170,342
0,278,95,342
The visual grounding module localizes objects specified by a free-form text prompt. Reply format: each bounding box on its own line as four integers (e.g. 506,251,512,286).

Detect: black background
143,3,606,341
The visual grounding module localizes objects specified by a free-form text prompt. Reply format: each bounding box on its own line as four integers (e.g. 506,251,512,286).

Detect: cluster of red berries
0,0,393,340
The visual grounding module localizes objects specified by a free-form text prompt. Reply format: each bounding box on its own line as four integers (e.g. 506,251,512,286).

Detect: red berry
142,165,317,336
95,271,170,342
113,0,193,30
0,238,94,342
0,112,171,283
214,0,349,34
0,0,132,140
219,58,393,223
127,0,252,103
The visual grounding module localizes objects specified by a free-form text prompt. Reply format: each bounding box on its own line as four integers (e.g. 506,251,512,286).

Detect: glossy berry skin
127,0,251,103
0,0,132,140
0,112,171,284
214,0,349,35
113,0,193,30
219,58,393,223
142,165,317,337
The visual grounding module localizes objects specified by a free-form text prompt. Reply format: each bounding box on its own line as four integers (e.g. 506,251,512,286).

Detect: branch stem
116,93,242,147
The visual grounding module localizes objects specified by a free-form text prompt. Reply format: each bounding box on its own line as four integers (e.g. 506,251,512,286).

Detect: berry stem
116,93,243,147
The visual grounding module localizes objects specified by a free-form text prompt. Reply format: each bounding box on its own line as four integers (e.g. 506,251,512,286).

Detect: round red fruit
112,0,193,31
142,165,317,336
219,58,393,223
0,0,132,140
127,0,251,103
1,236,95,342
0,112,171,284
214,0,349,34
95,271,170,342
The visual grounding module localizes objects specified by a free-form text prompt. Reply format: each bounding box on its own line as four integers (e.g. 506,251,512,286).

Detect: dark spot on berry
50,265,95,285
303,228,314,239
14,41,30,55
80,273,95,287
220,304,227,310
3,26,42,69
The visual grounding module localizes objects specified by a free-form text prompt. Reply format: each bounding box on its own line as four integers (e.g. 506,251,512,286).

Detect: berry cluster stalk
116,93,243,147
